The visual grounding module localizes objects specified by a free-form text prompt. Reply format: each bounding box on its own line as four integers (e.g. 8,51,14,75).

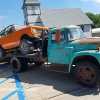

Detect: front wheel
74,61,100,87
19,39,34,54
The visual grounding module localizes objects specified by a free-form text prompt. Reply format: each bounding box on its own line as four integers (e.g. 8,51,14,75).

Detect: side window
51,30,66,43
60,30,66,42
0,30,6,38
51,32,56,43
5,26,14,35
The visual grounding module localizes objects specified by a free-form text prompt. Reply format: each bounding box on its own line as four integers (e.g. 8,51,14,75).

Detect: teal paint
47,26,100,73
68,50,100,73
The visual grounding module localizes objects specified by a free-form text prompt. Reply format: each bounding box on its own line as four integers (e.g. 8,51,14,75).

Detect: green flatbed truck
1,25,100,87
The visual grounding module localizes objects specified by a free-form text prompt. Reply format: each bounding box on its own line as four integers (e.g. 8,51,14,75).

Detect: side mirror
55,30,60,42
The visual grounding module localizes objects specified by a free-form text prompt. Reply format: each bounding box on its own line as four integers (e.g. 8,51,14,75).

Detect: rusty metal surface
56,48,63,49
30,56,48,63
55,30,60,42
76,38,100,44
72,48,74,53
50,63,69,73
51,63,68,68
78,66,96,83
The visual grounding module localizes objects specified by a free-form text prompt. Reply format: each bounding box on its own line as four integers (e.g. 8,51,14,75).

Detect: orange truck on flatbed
0,24,49,58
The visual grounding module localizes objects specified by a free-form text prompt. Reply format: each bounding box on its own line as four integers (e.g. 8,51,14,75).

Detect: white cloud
81,0,100,3
0,15,7,20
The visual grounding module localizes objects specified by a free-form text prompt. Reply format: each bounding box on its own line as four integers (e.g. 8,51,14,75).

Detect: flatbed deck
0,50,43,63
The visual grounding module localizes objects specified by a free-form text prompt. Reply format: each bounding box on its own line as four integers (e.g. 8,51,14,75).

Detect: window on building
35,6,40,14
27,6,40,15
32,6,35,14
81,25,84,32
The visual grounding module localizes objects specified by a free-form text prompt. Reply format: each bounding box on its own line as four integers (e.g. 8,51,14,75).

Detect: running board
49,63,69,73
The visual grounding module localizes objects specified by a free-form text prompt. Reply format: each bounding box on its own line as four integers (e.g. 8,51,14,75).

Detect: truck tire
34,62,44,66
19,39,34,54
0,47,6,59
10,57,25,73
74,61,100,87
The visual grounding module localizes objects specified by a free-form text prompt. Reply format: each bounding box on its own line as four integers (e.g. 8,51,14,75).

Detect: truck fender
68,51,100,73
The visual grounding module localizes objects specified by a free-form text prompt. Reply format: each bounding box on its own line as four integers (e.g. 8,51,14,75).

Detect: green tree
0,30,5,37
86,12,100,29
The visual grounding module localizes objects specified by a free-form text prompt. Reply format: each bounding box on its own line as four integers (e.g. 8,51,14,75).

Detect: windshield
67,28,84,41
13,24,27,31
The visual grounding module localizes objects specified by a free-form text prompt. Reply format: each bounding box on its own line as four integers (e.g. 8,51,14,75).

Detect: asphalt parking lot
0,63,100,100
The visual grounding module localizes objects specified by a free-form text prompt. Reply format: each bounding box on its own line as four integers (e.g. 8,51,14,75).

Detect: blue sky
0,0,100,31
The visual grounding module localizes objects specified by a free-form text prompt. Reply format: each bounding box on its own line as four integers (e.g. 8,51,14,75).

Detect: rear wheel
0,47,6,59
10,57,28,73
19,39,34,54
74,61,100,87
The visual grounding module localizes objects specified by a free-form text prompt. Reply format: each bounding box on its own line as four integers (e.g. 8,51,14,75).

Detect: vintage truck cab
47,25,100,87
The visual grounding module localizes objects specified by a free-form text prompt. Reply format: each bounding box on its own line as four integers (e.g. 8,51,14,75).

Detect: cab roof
50,25,80,31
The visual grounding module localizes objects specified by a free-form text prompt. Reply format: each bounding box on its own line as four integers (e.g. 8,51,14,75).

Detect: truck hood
73,38,100,52
76,38,100,44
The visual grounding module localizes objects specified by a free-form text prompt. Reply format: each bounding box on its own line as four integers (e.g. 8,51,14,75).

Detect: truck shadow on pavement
0,63,100,99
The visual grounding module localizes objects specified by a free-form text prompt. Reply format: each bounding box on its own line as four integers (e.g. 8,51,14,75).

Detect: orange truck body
0,24,49,50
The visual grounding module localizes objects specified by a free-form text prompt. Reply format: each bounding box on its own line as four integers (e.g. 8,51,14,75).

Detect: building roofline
22,0,40,9
22,3,40,9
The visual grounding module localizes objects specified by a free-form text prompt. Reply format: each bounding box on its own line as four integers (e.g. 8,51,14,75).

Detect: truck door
48,30,69,64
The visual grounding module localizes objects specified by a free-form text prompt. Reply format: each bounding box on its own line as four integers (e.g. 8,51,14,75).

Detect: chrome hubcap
21,43,27,52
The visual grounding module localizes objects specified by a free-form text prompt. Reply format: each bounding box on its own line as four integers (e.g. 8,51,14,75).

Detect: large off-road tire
34,62,44,66
0,47,6,59
74,61,100,87
19,39,34,54
10,57,28,73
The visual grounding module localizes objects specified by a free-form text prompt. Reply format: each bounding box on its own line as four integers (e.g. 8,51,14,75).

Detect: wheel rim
21,42,27,52
78,66,96,83
12,60,19,69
